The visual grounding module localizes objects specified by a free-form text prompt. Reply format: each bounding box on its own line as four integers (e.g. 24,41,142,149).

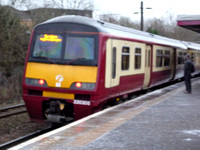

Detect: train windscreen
33,34,63,59
29,33,98,66
65,36,95,60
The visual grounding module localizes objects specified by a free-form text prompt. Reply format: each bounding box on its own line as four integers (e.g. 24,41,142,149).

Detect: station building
177,15,200,34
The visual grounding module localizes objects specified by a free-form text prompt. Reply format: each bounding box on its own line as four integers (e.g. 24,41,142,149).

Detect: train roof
177,15,200,33
183,41,200,50
40,15,200,50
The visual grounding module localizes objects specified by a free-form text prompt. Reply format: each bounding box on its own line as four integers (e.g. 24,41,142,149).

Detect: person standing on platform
184,54,195,94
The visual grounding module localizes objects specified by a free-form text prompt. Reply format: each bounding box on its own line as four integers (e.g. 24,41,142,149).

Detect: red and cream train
23,16,200,123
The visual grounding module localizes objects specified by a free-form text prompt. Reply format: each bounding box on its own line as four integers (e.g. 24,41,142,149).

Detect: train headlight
39,79,45,85
25,78,48,87
75,82,82,88
70,82,95,90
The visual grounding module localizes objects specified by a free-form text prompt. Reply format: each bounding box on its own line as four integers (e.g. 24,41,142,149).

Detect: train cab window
65,36,95,60
156,49,163,67
32,34,63,59
30,33,97,66
135,48,142,69
121,47,130,70
164,50,170,66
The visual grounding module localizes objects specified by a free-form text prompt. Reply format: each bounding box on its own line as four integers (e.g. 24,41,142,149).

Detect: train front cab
23,22,100,123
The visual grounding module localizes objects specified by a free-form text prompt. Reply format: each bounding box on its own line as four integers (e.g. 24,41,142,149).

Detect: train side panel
174,49,187,79
188,49,200,75
150,45,174,86
104,39,145,98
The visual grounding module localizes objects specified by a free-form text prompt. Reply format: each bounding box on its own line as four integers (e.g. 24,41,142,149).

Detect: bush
0,6,29,76
0,67,24,105
0,6,29,105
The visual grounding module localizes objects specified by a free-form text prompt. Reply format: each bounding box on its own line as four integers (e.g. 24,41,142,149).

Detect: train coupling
46,114,73,123
44,100,73,123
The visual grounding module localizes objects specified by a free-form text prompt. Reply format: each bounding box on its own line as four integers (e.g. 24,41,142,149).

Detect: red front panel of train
23,23,100,121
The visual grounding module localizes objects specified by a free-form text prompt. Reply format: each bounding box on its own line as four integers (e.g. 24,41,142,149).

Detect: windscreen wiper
34,56,56,64
66,58,87,65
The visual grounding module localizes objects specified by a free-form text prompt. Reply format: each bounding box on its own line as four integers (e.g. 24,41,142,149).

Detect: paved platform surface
10,78,200,150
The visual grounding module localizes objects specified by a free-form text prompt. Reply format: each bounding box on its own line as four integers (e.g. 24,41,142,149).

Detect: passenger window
178,52,184,65
164,50,170,66
198,53,200,63
156,49,163,67
121,47,130,70
148,50,151,67
112,47,116,79
135,48,142,69
191,53,195,62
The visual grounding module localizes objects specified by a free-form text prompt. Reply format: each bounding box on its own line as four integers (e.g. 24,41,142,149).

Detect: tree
145,18,168,36
145,17,200,43
0,6,29,76
7,0,94,11
6,0,94,27
173,26,200,43
118,17,140,29
100,14,140,30
58,0,94,10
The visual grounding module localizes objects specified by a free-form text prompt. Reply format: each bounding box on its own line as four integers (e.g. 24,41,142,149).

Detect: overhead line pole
140,1,144,31
134,1,152,31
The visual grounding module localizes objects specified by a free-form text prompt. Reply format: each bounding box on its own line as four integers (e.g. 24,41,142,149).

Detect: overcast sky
94,0,200,21
1,0,199,21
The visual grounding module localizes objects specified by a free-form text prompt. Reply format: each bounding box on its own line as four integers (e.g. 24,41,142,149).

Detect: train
22,15,200,123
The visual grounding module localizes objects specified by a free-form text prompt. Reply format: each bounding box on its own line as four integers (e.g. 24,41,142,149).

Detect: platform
10,78,200,150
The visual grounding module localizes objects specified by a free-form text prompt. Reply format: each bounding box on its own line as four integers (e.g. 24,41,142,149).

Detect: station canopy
177,15,200,33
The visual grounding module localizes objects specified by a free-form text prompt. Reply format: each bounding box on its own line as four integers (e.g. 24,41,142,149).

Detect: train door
143,45,151,89
170,48,176,80
105,39,119,88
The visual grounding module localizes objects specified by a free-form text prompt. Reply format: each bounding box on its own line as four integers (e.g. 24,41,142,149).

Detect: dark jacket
184,59,194,80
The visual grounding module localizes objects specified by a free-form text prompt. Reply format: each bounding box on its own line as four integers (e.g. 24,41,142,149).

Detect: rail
0,126,54,149
0,104,27,119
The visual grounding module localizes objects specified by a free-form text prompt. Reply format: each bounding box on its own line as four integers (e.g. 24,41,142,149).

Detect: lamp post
134,1,152,31
140,1,144,31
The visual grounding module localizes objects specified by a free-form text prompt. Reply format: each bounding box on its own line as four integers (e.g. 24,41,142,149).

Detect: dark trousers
185,77,191,93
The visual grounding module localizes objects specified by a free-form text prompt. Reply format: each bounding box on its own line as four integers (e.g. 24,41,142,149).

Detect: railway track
0,126,55,149
0,104,27,119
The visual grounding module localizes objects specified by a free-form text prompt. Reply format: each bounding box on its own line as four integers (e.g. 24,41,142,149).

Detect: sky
94,0,200,21
1,0,200,22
